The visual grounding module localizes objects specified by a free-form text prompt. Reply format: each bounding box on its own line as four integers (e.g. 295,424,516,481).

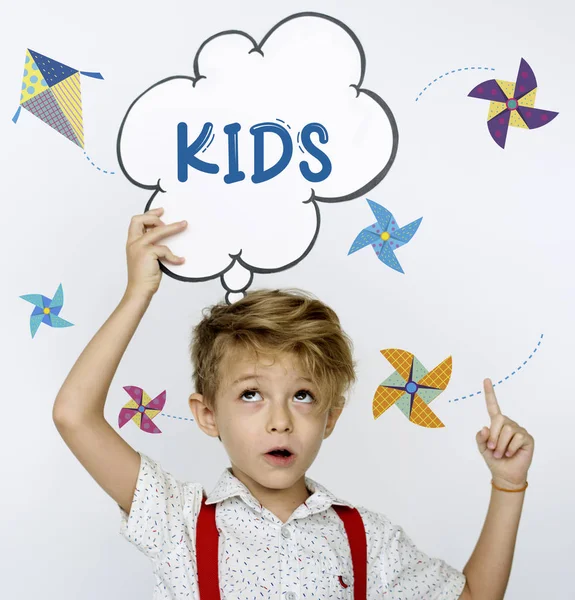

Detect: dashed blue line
415,66,496,102
448,333,544,403
159,413,195,422
84,151,115,174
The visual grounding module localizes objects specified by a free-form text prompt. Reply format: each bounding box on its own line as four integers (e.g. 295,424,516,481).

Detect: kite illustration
13,49,104,152
373,349,452,428
348,199,422,274
19,283,74,338
119,386,166,434
468,57,558,149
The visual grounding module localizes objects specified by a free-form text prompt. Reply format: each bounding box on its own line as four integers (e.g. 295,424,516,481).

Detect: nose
266,400,293,433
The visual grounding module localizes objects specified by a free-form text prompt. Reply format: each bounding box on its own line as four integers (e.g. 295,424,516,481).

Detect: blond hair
190,288,356,415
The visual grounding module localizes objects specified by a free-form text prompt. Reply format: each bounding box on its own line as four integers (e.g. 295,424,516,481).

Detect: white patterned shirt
118,452,466,599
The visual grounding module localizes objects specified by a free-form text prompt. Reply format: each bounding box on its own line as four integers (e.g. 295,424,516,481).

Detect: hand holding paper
125,207,188,299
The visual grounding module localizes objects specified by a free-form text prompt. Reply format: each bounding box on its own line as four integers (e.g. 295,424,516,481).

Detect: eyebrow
232,374,314,385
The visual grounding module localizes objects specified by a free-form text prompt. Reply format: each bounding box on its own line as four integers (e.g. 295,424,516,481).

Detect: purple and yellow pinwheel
119,386,166,434
348,199,422,274
468,58,558,149
20,283,74,338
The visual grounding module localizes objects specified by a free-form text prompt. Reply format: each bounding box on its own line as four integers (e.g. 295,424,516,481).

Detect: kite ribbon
12,106,22,123
79,71,104,79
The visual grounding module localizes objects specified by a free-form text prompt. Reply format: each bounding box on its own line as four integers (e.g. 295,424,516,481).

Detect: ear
323,404,344,440
188,392,220,439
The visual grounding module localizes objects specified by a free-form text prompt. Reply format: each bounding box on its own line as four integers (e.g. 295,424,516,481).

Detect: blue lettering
299,123,332,183
177,122,219,183
250,122,293,184
223,122,245,184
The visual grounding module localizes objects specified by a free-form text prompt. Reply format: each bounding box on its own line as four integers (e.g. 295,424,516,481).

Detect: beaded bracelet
491,479,528,493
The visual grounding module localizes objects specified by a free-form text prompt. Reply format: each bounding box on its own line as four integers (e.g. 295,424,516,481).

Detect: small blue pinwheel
348,199,422,273
20,283,74,338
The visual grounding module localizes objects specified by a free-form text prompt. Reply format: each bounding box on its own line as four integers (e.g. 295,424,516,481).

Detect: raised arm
459,379,534,600
53,208,187,515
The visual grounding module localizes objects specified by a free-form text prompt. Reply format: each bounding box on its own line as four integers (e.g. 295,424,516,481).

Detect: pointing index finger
483,378,502,419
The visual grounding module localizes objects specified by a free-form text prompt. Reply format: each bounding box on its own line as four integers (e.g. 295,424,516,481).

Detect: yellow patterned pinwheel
373,349,452,428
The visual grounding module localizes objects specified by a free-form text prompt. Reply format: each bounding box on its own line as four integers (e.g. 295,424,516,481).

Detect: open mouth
267,449,292,457
264,448,296,466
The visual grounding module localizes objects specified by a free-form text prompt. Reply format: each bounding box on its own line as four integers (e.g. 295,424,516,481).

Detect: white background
1,0,573,598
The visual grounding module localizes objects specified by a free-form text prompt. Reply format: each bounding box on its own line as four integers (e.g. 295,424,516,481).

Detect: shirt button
286,592,297,600
341,576,349,586
281,528,291,539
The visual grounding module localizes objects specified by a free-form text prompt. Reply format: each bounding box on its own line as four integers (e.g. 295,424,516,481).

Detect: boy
53,207,534,600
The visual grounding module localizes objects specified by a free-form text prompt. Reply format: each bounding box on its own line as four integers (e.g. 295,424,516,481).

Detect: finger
153,244,185,264
143,215,166,230
483,378,502,419
487,414,507,451
476,426,489,453
493,423,515,458
143,220,187,245
143,218,166,235
504,431,527,457
127,210,165,244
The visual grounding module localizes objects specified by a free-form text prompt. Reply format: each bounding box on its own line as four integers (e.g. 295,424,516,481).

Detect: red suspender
332,505,368,600
196,497,220,599
196,497,367,599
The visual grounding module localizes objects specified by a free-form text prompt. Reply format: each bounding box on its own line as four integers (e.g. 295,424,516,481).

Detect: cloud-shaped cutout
117,12,398,302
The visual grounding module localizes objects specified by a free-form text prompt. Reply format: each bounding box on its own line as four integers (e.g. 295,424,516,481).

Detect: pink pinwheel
468,58,558,148
118,386,166,434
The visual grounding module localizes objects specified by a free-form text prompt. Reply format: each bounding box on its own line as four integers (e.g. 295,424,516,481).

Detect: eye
240,389,262,402
294,389,315,403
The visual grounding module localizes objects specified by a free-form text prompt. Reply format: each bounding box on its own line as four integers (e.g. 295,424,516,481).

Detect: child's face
189,347,342,494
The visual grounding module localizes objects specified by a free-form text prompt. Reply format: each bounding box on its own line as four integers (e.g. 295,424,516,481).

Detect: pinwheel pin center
406,381,418,393
506,99,518,110
43,307,50,314
380,231,390,241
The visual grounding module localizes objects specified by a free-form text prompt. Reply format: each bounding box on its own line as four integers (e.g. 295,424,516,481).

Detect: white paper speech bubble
118,12,398,303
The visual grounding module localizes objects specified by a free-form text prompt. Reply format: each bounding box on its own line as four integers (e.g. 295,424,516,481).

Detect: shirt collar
205,467,354,516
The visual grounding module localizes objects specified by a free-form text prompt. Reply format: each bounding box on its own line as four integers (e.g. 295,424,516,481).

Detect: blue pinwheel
20,283,74,338
348,199,422,273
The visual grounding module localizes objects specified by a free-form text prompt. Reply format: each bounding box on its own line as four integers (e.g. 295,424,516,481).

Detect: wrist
491,477,528,492
123,286,154,306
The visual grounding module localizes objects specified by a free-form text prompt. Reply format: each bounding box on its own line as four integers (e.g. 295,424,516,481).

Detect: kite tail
80,71,104,80
12,106,22,123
